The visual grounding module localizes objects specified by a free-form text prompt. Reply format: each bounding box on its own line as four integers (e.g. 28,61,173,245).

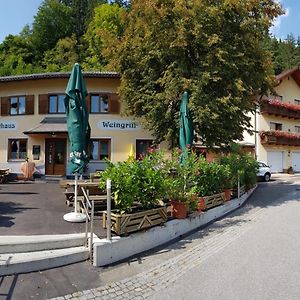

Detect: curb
93,185,257,266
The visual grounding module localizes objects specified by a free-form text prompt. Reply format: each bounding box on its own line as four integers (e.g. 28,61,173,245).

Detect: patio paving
0,179,107,237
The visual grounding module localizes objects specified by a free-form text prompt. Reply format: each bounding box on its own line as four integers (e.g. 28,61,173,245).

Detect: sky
0,0,299,43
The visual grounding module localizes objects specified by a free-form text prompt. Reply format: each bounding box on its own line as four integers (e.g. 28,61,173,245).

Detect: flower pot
171,200,188,219
224,189,232,201
198,197,206,212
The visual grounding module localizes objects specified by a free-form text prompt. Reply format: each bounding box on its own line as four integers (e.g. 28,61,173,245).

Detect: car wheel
264,173,271,182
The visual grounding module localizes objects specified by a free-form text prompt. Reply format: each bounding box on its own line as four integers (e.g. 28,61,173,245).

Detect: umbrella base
63,212,86,223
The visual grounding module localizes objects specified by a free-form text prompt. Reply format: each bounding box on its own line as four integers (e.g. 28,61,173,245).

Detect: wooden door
45,139,67,175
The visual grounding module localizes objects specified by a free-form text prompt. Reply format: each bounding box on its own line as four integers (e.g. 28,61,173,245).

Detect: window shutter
86,94,91,113
25,95,34,115
108,93,120,114
1,96,9,116
39,94,48,114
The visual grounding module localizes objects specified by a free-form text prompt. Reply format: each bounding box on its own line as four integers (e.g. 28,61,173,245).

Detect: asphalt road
1,174,300,299
148,175,300,300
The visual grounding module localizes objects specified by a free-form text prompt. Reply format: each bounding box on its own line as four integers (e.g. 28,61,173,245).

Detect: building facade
0,72,161,177
244,67,300,173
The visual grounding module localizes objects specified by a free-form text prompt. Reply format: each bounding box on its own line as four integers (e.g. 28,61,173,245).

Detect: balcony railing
260,130,300,146
260,99,300,119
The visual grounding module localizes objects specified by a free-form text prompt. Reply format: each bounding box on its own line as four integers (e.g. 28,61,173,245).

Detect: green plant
163,149,198,204
99,150,166,212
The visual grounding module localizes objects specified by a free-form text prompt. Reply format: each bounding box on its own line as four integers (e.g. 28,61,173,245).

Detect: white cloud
270,6,290,36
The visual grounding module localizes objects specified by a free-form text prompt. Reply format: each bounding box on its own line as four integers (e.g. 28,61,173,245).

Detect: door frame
45,138,67,176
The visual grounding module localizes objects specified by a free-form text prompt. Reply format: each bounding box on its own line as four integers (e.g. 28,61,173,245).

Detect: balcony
260,99,300,119
260,130,300,146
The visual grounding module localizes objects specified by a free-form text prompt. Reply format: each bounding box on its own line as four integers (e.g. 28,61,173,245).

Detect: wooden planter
201,193,225,210
170,201,188,219
103,206,167,236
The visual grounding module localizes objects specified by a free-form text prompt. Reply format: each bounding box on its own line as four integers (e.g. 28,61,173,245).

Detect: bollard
106,179,112,241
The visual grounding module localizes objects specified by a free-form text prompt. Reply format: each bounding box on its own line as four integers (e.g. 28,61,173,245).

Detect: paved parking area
0,179,106,237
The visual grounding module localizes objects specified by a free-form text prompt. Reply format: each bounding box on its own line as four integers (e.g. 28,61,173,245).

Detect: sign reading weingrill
0,121,17,131
97,119,140,131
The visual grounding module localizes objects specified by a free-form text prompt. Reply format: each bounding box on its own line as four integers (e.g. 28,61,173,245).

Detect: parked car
257,162,271,182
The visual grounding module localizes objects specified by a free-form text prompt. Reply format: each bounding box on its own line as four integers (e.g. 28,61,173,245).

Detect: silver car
257,162,271,182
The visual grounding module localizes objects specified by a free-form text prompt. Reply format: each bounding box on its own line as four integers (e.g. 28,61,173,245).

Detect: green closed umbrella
64,63,90,222
65,63,91,174
179,91,194,163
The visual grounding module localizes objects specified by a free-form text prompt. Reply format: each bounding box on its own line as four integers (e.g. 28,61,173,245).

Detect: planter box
202,193,225,210
103,206,167,236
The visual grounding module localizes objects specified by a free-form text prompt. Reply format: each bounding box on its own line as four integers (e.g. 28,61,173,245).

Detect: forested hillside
0,0,297,77
0,0,127,75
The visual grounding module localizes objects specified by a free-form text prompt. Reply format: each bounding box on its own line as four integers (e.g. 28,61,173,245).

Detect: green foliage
42,35,79,72
113,0,282,148
83,3,125,70
195,157,231,196
99,150,166,212
31,0,74,54
218,144,259,190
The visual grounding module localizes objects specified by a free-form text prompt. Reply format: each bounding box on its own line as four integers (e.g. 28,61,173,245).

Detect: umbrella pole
74,173,78,213
63,172,86,223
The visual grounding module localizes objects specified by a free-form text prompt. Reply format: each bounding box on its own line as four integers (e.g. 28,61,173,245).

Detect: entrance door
45,139,67,175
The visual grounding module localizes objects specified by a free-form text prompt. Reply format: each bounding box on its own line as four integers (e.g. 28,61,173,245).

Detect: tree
84,3,125,70
59,0,107,39
113,0,282,148
31,0,74,54
42,35,79,72
0,34,39,76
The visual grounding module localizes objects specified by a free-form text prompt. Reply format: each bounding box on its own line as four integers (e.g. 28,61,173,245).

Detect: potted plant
164,149,198,219
99,151,168,235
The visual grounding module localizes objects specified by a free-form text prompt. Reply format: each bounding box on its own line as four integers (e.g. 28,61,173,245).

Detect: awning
23,117,67,135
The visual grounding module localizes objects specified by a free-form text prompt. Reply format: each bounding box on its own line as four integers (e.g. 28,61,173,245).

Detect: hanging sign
97,119,140,131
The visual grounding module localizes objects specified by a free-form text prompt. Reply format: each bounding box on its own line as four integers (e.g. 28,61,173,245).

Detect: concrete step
0,246,89,276
0,233,86,254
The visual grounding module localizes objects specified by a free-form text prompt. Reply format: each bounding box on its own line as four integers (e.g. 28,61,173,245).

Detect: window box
260,99,300,119
260,130,300,146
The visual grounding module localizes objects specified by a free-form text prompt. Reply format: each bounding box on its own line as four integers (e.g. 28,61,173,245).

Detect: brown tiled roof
276,67,300,86
0,71,120,82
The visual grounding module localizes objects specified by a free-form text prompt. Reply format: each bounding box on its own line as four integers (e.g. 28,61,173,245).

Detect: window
295,99,300,105
136,140,154,159
295,126,300,133
91,94,109,113
8,139,27,160
10,96,26,115
269,94,283,102
89,139,111,160
270,122,282,131
49,94,65,113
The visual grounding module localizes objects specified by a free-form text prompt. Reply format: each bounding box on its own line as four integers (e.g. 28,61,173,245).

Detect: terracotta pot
224,189,232,201
171,200,188,219
198,197,206,212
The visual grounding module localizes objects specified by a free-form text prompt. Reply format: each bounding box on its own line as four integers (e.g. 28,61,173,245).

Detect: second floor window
91,94,109,113
49,94,65,113
295,126,300,133
270,122,282,131
10,96,26,115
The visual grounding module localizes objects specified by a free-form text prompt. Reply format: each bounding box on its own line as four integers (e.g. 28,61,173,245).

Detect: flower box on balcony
260,99,300,119
260,131,300,146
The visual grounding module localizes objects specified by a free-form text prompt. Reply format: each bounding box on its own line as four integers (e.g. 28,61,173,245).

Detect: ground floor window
8,139,27,160
89,139,111,160
136,139,154,159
